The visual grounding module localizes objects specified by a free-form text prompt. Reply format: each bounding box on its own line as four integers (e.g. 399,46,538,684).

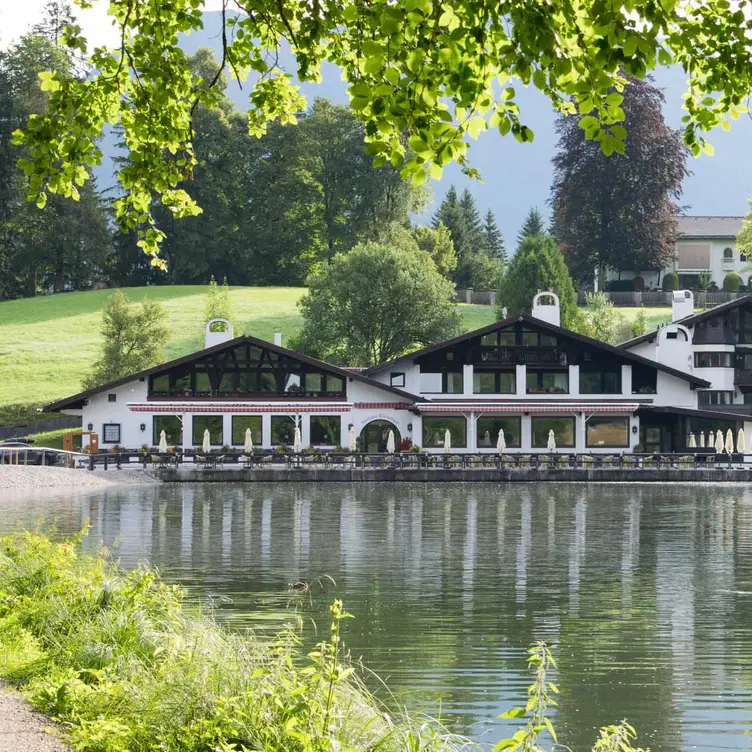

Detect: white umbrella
202,428,211,453
688,432,696,449
293,425,303,453
725,428,735,455
386,430,396,454
484,430,491,446
699,431,705,448
443,429,451,453
715,430,724,454
547,429,556,452
158,430,168,453
738,428,746,454
496,429,506,455
244,427,253,454
348,425,357,452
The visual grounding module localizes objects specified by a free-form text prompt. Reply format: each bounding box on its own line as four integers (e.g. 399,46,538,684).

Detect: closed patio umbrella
244,428,253,455
443,429,451,453
158,430,168,453
699,432,705,448
726,428,735,455
738,428,746,454
386,430,396,454
348,425,357,452
715,430,724,454
294,425,303,453
484,430,491,446
497,429,506,455
688,432,696,449
202,429,211,454
547,429,556,452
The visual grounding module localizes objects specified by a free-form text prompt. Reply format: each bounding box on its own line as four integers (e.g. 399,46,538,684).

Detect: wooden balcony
476,346,567,366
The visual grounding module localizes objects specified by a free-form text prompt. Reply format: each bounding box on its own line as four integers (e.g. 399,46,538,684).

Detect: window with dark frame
102,423,121,443
579,369,621,394
694,351,733,368
107,394,117,403
586,417,629,447
192,415,223,446
310,416,341,445
531,417,575,447
153,416,182,446
390,372,406,388
526,370,569,394
698,390,734,406
422,416,468,447
476,416,521,447
231,416,262,445
473,370,516,394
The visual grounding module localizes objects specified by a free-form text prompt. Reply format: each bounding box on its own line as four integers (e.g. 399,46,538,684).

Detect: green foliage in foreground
0,530,470,752
0,531,650,752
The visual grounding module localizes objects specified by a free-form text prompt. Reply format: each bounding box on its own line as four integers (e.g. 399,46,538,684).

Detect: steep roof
45,334,423,412
678,215,744,239
365,314,710,387
618,294,752,350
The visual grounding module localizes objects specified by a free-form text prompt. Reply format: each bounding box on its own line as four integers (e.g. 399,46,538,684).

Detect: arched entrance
359,420,401,453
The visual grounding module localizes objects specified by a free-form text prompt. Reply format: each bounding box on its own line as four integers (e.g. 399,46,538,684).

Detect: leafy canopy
293,242,459,366
12,0,752,263
83,290,169,389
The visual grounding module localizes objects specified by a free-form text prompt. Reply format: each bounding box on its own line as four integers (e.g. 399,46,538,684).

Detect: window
306,373,323,393
445,372,463,393
586,417,629,447
742,252,749,262
476,417,521,447
231,416,262,445
102,423,121,443
481,330,516,346
192,415,223,446
473,370,516,394
522,329,538,346
632,364,657,394
522,329,557,347
422,416,467,448
531,417,575,448
310,416,341,445
390,372,406,388
107,394,117,403
698,390,734,405
153,416,182,446
284,373,302,393
526,370,569,394
724,247,734,259
694,351,733,368
579,369,621,394
271,416,296,445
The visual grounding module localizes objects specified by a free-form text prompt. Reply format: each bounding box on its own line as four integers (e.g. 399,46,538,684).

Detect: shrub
723,273,741,292
662,273,679,292
632,308,648,337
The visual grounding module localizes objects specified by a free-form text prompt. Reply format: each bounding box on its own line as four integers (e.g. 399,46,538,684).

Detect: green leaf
498,706,526,719
492,739,521,752
364,55,385,75
35,192,47,209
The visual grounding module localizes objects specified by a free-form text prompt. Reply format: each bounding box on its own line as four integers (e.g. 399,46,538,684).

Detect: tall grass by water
0,530,648,752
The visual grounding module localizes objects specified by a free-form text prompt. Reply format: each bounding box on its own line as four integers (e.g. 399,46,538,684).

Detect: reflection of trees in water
5,483,752,746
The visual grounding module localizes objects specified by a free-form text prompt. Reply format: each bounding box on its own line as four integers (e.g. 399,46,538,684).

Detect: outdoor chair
556,454,569,469
194,454,207,470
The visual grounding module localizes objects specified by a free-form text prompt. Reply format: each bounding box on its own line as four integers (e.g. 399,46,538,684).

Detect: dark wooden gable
692,300,752,346
148,339,346,399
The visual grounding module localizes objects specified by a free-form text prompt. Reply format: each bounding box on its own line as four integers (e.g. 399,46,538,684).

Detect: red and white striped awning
417,402,640,414
127,402,353,414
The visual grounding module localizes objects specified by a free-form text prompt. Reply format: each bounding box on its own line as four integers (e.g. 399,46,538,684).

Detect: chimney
672,290,694,322
531,291,561,328
274,329,283,347
204,318,233,349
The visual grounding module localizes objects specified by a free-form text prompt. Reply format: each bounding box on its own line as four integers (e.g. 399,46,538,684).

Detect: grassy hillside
0,286,496,419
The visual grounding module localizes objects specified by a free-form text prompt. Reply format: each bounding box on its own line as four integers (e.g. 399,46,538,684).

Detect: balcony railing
477,346,567,366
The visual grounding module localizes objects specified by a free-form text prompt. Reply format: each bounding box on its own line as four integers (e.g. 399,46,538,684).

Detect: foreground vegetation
0,531,649,752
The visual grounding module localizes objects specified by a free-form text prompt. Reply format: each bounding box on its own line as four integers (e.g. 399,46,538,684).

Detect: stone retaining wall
157,467,751,483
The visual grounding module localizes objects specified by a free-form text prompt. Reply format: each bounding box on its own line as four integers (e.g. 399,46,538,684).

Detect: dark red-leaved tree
550,76,689,286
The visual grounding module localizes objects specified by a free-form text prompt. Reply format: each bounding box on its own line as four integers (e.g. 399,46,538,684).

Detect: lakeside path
0,466,160,488
0,685,69,752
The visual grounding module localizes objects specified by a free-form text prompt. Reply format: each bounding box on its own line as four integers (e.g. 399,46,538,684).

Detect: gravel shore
0,466,160,489
0,685,70,751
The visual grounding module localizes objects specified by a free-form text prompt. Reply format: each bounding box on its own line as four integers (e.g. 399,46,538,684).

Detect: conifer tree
517,208,546,247
482,210,506,262
496,234,578,326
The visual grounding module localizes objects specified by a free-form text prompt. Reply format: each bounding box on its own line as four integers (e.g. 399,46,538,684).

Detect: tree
517,208,545,247
551,76,688,285
482,210,506,262
204,276,232,331
293,243,459,366
413,224,458,279
571,292,624,344
83,291,169,389
13,0,752,263
496,234,578,327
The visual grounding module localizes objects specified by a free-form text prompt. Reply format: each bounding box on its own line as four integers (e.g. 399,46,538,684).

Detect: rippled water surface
2,482,752,750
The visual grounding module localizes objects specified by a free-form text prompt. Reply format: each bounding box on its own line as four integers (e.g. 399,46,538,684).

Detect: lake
1,481,751,751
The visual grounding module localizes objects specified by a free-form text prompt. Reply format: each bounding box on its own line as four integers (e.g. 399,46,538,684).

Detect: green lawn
0,286,495,422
